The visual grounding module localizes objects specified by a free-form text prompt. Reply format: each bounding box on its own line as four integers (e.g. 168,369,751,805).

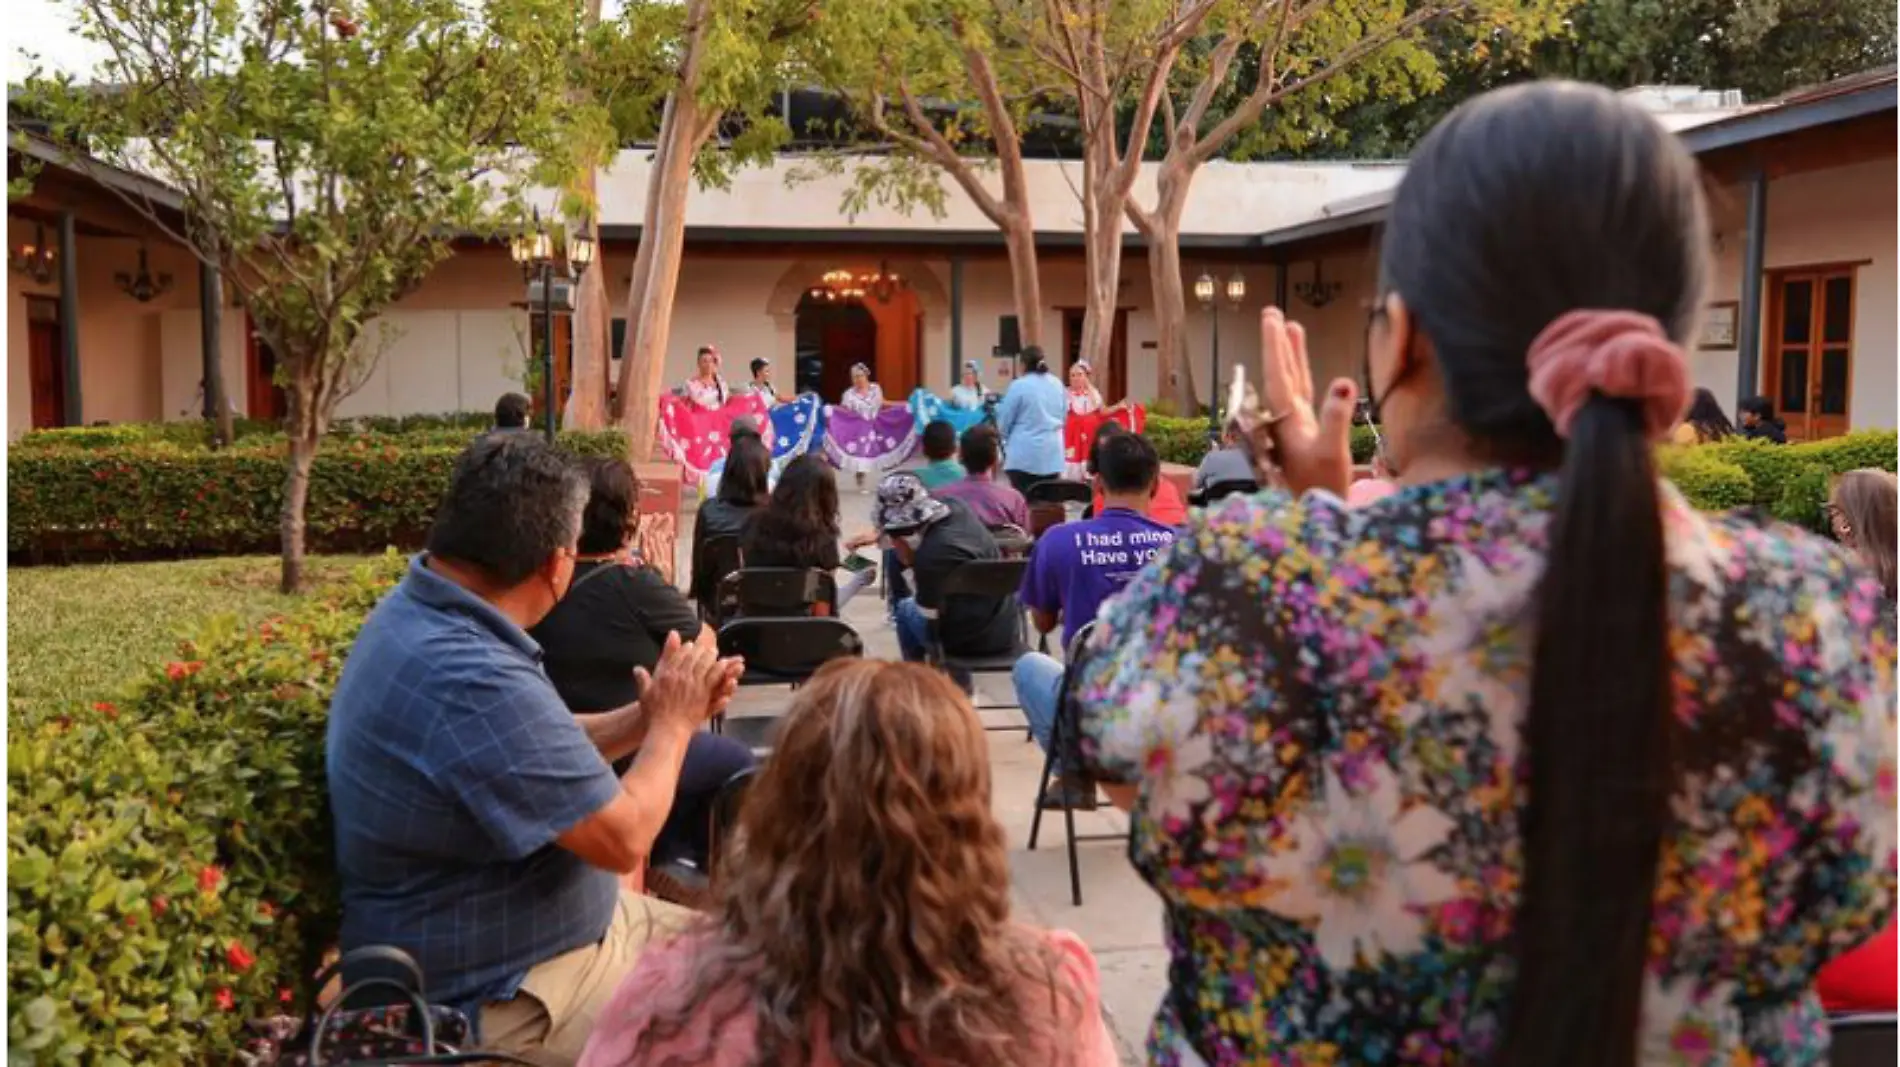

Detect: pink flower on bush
279,988,295,1005
198,865,223,895
215,988,235,1012
165,661,205,682
227,942,256,972
152,895,169,915
257,901,276,919
92,702,118,719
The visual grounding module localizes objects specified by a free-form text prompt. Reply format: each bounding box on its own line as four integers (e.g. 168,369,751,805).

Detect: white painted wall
1705,156,1898,430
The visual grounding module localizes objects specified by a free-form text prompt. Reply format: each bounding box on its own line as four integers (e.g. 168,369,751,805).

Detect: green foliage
1658,430,1897,525
9,430,628,560
1273,0,1897,161
9,554,408,1063
1656,446,1756,511
1143,416,1379,468
8,555,373,727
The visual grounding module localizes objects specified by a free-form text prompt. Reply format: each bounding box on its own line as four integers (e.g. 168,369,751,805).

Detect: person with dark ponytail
1074,82,1895,1067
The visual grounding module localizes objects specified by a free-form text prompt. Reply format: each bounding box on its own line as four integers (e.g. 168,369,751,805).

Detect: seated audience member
326,433,743,1065
875,473,1020,668
933,424,1031,531
1014,431,1175,809
1192,419,1257,496
1738,395,1788,443
915,419,964,489
743,455,876,609
493,391,532,432
701,416,772,501
690,436,771,608
532,456,757,875
576,659,1119,1067
1670,387,1735,446
1088,422,1188,525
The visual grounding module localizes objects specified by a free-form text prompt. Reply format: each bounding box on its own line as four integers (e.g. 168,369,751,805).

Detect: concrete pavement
684,475,1168,1064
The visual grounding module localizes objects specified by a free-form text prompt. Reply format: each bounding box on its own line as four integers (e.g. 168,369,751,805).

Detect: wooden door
26,296,65,429
247,322,288,422
1764,267,1857,441
1059,308,1130,401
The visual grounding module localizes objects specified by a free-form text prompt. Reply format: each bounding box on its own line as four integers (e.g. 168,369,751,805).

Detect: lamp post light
1195,269,1247,446
510,209,596,443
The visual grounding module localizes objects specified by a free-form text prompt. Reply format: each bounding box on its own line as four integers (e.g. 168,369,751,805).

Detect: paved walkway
681,476,1167,1063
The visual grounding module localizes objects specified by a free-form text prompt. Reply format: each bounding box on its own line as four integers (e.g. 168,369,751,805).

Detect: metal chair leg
1028,720,1060,851
1064,791,1082,906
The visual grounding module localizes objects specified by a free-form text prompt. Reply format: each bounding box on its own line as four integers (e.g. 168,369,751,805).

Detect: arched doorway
791,283,923,401
770,260,943,399
795,294,877,400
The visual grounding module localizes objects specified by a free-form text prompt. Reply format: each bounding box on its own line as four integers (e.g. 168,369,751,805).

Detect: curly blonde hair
630,659,1086,1067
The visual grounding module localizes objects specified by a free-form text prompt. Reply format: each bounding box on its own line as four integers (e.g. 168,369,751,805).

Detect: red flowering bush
8,553,406,1062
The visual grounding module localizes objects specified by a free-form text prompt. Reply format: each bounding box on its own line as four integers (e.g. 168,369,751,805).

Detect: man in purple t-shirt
1012,430,1175,809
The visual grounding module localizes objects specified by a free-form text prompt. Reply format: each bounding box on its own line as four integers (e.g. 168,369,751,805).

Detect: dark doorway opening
25,296,66,430
246,319,288,423
794,296,878,401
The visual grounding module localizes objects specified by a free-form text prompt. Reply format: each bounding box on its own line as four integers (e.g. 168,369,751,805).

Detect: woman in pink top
578,659,1118,1067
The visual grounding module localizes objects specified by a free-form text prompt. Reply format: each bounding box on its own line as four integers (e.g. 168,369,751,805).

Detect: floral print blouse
1077,468,1896,1067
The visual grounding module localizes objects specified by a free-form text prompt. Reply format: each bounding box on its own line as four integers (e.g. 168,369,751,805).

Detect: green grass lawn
8,554,376,725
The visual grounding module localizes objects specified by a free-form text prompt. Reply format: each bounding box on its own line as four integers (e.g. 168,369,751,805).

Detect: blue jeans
894,597,933,663
1013,652,1066,763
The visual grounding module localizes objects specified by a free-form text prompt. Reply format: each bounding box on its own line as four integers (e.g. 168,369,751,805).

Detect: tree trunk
280,427,317,594
1002,217,1045,352
564,0,609,431
566,201,609,430
1144,168,1196,412
612,105,668,422
1077,139,1126,371
617,88,716,459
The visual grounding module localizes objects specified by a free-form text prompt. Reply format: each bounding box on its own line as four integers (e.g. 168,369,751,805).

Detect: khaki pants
481,892,694,1066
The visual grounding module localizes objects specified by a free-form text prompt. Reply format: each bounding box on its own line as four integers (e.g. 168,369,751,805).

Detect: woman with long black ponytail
1073,82,1895,1067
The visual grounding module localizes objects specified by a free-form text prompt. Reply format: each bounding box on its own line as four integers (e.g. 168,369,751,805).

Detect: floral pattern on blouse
841,383,884,417
683,376,729,410
1077,468,1896,1067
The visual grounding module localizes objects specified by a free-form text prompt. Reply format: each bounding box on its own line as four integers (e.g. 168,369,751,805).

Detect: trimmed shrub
16,412,512,453
9,430,628,561
1656,447,1756,511
8,554,406,1063
1655,430,1896,519
1144,416,1381,469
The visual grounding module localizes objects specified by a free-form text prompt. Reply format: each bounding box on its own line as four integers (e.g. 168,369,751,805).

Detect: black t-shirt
912,500,1019,657
530,560,702,713
691,500,759,603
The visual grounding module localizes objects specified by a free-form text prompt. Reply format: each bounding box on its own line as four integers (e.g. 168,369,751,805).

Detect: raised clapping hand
632,630,744,734
1256,306,1359,499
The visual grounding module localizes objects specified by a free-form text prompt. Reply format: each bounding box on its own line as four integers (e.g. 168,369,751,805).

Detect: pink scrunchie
1526,310,1690,441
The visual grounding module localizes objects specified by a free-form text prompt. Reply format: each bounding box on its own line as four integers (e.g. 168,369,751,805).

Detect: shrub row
8,554,408,1063
1145,415,1381,468
1657,430,1897,530
9,430,628,562
13,412,506,453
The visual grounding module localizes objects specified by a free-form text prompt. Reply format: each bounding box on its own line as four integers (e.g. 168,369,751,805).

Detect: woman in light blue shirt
995,346,1067,495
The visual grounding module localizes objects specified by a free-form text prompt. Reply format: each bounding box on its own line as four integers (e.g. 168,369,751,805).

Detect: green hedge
8,554,407,1063
9,430,628,561
1145,415,1381,468
14,412,507,453
1658,430,1897,529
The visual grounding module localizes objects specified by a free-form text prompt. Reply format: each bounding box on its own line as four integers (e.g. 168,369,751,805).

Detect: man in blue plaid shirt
327,433,742,1065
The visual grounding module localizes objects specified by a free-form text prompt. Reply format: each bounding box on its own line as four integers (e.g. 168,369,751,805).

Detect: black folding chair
988,523,1035,560
694,534,745,624
1830,1013,1897,1067
1198,479,1259,507
927,558,1031,731
713,617,864,751
1026,623,1129,906
1025,479,1092,507
720,566,838,619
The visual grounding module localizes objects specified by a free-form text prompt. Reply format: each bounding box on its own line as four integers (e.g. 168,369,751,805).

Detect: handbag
241,945,539,1066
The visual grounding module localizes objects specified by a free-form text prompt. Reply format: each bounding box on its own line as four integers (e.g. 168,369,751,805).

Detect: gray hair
426,434,589,586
